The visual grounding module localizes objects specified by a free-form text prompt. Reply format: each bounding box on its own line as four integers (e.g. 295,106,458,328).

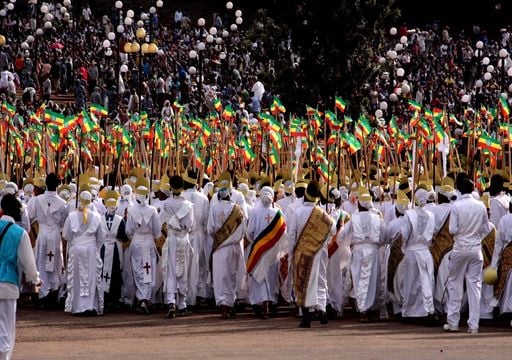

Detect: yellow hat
160,173,170,192
104,189,119,208
183,167,197,185
305,180,321,202
441,176,455,188
34,175,46,188
283,179,294,194
395,190,409,206
134,177,150,196
295,178,308,189
483,267,498,285
218,171,232,189
357,186,372,202
273,179,283,193
320,184,335,203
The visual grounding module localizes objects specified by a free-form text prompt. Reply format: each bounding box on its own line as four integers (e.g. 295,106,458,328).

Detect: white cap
121,184,132,196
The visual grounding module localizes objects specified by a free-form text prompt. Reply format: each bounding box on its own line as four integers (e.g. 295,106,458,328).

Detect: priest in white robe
338,186,385,322
27,173,68,304
182,169,211,305
208,185,246,318
161,175,194,318
246,186,286,318
62,190,105,315
400,189,435,318
124,182,162,314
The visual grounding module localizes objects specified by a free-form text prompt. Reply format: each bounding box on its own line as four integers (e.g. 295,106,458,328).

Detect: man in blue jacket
0,194,40,360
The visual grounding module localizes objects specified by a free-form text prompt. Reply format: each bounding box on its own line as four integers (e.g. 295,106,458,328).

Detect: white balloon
482,56,490,65
375,109,383,118
189,50,197,59
486,65,494,73
483,72,492,81
188,66,197,75
103,39,111,48
395,43,403,52
400,35,407,44
127,9,134,18
389,27,397,36
396,68,405,77
380,101,388,110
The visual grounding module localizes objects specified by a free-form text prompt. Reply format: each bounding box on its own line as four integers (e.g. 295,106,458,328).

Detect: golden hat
134,177,150,195
182,167,197,185
395,190,409,206
441,176,455,188
273,179,283,193
160,173,170,192
357,186,372,202
218,171,232,189
295,178,309,189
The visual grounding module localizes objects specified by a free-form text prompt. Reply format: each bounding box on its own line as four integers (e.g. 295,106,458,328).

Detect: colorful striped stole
246,211,286,274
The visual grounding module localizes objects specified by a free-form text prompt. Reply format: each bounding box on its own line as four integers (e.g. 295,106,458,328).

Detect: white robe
124,203,162,304
339,210,384,312
100,213,124,296
161,196,194,310
0,299,16,359
288,202,336,311
182,188,210,303
490,214,512,314
490,193,510,228
328,210,352,313
62,210,105,315
400,208,435,317
208,199,246,307
27,191,68,298
246,204,284,305
383,215,406,314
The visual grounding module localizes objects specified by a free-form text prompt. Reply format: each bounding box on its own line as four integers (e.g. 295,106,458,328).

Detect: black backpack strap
0,222,14,247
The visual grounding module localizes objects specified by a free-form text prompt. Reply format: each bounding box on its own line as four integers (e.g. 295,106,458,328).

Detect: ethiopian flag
357,115,371,136
90,103,108,117
500,96,510,118
222,105,235,120
335,96,347,113
270,97,286,114
477,133,502,153
213,98,222,112
408,100,422,112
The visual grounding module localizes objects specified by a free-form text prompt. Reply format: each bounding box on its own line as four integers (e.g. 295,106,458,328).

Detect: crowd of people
3,1,512,359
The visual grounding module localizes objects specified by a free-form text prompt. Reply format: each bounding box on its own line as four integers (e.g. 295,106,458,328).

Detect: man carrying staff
288,180,335,328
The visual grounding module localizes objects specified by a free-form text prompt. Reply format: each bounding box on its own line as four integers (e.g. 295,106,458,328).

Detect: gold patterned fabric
430,214,453,274
495,243,512,299
293,207,333,307
212,204,243,253
387,236,403,293
155,223,167,256
29,222,38,248
481,228,495,269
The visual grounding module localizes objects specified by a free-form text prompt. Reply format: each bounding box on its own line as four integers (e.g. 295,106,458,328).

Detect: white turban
415,188,429,207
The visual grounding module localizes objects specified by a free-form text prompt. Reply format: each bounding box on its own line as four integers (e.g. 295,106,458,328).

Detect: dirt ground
12,305,512,360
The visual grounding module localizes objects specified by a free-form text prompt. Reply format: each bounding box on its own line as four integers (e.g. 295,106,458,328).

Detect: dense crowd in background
0,2,510,137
